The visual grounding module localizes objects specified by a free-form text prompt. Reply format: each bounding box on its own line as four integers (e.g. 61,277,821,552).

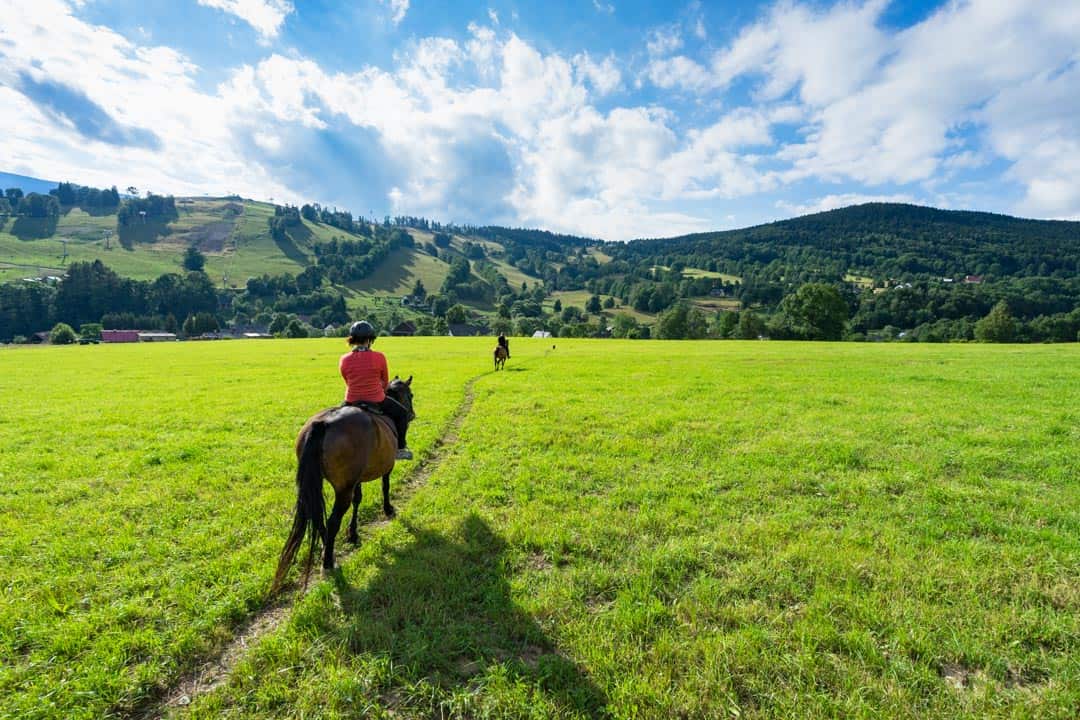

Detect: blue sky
2,0,1078,240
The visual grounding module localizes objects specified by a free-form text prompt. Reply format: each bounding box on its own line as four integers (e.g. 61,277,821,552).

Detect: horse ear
406,375,413,385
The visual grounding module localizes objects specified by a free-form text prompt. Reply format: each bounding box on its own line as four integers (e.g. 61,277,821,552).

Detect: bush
79,323,103,341
50,323,77,345
284,319,308,338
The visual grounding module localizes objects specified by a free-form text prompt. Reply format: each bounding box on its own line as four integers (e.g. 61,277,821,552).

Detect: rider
340,320,413,460
497,332,510,358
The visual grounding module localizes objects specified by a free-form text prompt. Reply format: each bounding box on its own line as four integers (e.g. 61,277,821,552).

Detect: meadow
0,339,1077,719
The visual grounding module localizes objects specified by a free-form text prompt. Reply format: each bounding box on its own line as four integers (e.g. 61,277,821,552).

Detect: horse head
387,375,415,421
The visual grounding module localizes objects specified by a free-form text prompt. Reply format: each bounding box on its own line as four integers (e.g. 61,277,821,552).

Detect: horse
493,344,508,370
271,376,415,593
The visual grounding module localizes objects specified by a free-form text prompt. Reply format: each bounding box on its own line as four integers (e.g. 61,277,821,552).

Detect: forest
2,183,1079,343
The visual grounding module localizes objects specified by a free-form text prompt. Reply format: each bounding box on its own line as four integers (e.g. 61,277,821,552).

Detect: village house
391,321,417,336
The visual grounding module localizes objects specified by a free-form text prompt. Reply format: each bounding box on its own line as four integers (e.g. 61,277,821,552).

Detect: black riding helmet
348,320,377,342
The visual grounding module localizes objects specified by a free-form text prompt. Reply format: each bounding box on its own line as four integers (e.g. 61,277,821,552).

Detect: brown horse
271,376,415,593
493,344,508,370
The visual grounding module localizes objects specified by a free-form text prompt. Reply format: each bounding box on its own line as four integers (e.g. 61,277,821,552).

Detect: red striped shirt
340,349,388,403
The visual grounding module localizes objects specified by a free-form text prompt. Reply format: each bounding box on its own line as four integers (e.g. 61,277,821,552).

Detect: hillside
3,178,1080,343
617,203,1080,281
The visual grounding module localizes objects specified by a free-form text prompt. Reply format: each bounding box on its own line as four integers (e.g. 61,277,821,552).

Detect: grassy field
0,200,322,285
2,340,1078,719
0,202,538,298
356,246,452,297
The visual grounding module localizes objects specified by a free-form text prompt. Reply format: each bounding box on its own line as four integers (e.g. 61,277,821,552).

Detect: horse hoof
384,505,397,519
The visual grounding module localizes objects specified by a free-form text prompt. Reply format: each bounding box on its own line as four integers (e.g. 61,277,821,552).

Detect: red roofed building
102,329,140,343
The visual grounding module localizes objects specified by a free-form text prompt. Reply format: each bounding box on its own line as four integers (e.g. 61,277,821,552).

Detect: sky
1,0,1078,241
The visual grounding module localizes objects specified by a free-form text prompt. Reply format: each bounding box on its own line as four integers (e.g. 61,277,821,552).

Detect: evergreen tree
183,245,206,272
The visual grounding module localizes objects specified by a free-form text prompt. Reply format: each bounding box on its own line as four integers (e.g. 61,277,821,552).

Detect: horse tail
271,420,327,594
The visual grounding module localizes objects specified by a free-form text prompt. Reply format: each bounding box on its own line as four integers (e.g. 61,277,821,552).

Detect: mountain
0,171,58,196
3,192,1079,343
616,203,1080,282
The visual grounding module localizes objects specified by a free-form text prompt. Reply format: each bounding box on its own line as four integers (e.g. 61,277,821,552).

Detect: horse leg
347,483,362,544
323,487,353,570
382,473,396,518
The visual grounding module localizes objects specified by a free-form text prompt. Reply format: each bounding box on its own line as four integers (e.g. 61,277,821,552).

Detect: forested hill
4,175,1080,344
617,203,1080,282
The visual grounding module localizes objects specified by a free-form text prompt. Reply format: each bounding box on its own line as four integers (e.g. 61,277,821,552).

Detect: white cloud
694,18,706,40
593,0,615,14
777,193,920,217
5,0,1080,241
572,52,621,95
646,26,682,57
383,0,409,25
709,0,889,104
0,0,296,201
707,0,1080,219
197,0,294,41
487,8,499,25
646,55,716,93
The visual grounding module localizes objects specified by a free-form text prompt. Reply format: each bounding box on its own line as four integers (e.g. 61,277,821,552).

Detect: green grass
0,205,540,300
0,338,478,720
683,267,741,283
546,291,655,324
2,341,1078,719
0,200,375,287
356,246,452,296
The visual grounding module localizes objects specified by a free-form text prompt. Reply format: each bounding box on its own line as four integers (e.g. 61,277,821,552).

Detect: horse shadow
330,514,609,717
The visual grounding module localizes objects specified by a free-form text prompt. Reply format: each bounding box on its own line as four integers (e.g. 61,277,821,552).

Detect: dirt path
131,377,481,719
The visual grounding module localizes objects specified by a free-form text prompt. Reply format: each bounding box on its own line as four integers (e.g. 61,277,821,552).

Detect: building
102,329,140,343
391,321,417,336
138,332,177,342
448,323,486,337
532,330,552,338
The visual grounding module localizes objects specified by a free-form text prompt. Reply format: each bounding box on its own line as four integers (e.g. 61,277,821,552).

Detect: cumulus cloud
4,0,1080,241
197,0,294,41
0,0,295,201
653,0,1080,219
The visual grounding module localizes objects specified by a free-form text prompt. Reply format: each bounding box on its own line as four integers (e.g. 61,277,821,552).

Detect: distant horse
271,376,415,593
493,344,508,370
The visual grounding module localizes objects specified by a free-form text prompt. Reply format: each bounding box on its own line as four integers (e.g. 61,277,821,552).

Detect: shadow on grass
363,246,412,293
12,215,59,239
331,514,609,717
275,223,312,266
118,219,171,249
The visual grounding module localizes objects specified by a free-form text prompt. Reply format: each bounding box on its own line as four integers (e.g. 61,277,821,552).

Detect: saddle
342,400,384,415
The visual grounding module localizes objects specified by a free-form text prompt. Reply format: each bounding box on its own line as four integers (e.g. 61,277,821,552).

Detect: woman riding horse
340,320,412,460
270,322,416,593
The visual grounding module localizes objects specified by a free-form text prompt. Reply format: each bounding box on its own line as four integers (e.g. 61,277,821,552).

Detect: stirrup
395,448,413,460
